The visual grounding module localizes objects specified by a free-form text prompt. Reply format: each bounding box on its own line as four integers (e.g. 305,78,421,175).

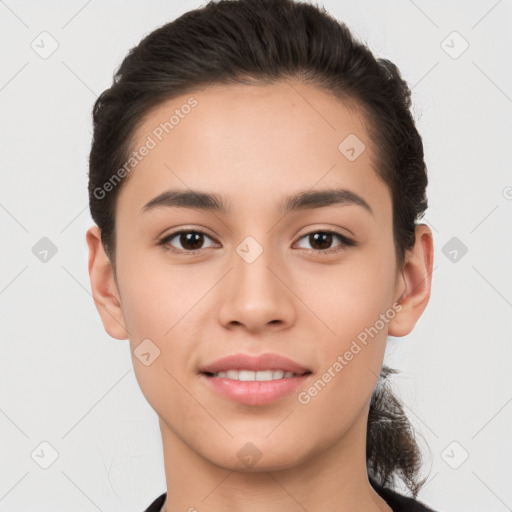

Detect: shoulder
370,478,438,512
142,492,166,512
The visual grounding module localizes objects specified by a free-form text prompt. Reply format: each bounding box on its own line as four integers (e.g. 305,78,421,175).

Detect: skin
87,79,433,512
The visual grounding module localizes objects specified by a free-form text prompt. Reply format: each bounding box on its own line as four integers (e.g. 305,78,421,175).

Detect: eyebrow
142,187,373,216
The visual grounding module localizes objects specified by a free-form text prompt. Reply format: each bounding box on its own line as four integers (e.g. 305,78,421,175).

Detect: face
102,80,406,472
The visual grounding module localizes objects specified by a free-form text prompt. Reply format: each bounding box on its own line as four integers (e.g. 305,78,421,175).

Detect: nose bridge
233,232,281,302
217,232,295,330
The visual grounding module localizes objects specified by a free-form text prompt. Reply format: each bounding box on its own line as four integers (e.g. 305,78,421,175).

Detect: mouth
202,369,312,381
198,352,313,405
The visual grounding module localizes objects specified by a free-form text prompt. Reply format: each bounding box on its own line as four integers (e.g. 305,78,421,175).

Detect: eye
159,229,219,255
294,230,356,254
158,228,356,256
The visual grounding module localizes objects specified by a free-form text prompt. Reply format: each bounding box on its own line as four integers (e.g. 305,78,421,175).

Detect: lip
199,353,312,406
199,352,310,374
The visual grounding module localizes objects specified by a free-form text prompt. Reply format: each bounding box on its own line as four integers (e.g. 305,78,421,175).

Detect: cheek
116,250,213,372
294,269,392,446
116,259,206,419
116,244,202,335
294,247,396,404
301,251,396,339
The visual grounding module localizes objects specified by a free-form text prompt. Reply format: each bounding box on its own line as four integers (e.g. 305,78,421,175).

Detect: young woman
86,0,436,510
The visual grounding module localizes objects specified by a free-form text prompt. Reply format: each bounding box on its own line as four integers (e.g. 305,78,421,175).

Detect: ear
388,223,434,337
86,225,129,340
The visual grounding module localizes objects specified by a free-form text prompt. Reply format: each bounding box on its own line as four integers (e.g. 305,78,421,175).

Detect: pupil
311,232,332,250
181,232,203,250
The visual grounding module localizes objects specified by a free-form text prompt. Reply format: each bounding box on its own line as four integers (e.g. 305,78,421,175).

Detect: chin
204,438,312,473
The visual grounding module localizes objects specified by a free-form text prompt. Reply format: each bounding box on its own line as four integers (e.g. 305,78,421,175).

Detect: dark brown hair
88,0,429,497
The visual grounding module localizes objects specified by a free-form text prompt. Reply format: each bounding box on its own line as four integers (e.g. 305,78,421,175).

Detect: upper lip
200,353,311,375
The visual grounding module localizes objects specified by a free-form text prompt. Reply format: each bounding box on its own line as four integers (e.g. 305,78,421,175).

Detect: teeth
212,369,299,381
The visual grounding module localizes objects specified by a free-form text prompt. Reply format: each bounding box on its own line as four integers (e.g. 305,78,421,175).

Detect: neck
158,407,391,512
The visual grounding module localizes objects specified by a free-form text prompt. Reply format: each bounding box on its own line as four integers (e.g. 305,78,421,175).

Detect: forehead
116,80,390,219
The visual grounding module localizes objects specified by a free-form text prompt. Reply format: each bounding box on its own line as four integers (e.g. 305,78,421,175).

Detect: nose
216,238,297,334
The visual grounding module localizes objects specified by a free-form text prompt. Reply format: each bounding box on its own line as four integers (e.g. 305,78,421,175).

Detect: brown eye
295,230,355,253
308,232,333,250
160,230,218,254
178,232,205,251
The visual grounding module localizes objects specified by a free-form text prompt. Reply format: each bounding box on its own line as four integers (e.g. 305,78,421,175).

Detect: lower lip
201,373,311,405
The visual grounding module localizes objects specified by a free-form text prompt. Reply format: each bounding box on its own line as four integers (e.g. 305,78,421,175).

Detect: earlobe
86,225,129,340
388,224,434,338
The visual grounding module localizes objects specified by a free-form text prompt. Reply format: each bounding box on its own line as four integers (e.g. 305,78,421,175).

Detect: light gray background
1,1,511,511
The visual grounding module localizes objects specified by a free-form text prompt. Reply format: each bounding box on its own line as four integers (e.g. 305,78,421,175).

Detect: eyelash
158,228,356,256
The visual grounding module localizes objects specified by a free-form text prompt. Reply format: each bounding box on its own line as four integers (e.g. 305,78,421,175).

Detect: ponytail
366,366,429,497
